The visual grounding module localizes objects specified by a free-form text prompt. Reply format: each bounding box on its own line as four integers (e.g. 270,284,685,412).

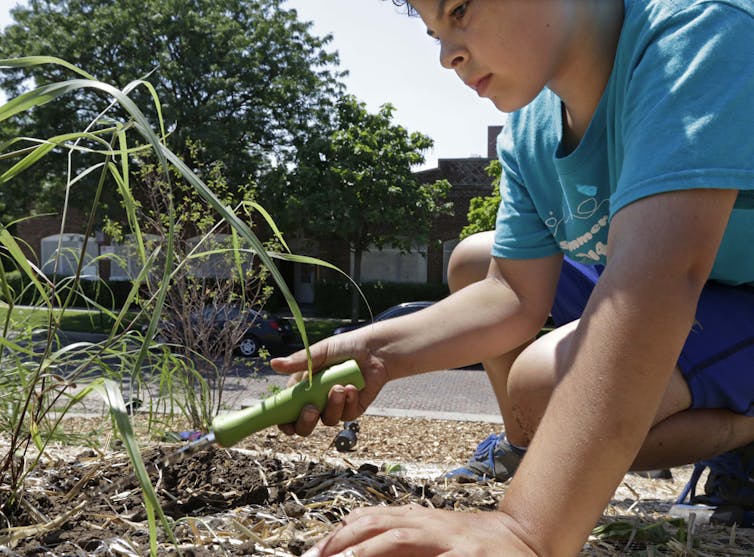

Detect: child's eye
451,1,470,21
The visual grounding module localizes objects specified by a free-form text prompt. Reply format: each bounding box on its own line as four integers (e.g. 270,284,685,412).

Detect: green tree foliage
460,159,501,239
0,0,344,222
282,95,452,321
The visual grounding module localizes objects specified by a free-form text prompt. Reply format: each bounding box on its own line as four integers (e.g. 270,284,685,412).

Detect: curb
366,407,502,424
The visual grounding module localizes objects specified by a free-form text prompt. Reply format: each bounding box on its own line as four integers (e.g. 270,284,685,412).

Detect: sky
0,0,506,168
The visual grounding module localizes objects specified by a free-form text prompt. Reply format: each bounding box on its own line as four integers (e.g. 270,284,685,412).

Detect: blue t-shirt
492,0,754,286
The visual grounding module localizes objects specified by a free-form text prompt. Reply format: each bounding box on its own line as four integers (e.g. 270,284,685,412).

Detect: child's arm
500,187,738,556
271,253,562,433
370,254,562,377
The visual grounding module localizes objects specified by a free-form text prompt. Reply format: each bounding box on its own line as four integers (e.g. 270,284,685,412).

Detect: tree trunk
350,247,363,323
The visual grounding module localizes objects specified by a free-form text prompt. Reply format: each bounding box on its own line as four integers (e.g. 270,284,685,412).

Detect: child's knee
508,342,556,401
447,231,494,292
508,326,574,405
506,342,562,443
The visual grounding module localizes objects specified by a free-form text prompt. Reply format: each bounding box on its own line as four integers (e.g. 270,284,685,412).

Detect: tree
282,95,452,321
0,0,344,222
460,159,501,239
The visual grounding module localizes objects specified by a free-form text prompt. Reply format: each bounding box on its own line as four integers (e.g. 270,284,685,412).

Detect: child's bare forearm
499,190,737,555
367,256,562,380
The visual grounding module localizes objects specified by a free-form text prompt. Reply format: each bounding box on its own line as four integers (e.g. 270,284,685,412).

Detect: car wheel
237,336,259,357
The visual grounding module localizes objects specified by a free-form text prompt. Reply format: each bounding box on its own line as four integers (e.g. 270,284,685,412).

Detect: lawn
0,302,344,344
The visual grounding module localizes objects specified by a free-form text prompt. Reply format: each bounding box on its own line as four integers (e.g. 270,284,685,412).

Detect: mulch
1,414,752,555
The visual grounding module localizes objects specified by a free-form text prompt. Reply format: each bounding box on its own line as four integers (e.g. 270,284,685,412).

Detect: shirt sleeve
612,3,754,216
492,124,560,260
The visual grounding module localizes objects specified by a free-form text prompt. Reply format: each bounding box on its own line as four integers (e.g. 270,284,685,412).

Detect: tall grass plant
0,56,343,553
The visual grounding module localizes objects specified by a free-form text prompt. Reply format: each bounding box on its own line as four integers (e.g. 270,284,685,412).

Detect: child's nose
439,40,467,69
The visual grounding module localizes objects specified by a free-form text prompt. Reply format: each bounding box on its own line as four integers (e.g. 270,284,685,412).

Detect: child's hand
301,505,539,557
270,333,388,436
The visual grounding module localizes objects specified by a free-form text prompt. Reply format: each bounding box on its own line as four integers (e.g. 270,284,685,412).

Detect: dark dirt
1,438,502,556
3,415,754,555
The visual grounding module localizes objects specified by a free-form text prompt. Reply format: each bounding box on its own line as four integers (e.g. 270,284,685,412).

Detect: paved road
229,364,503,424
55,330,503,424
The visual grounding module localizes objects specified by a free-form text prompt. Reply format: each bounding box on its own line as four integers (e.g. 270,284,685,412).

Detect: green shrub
0,270,135,309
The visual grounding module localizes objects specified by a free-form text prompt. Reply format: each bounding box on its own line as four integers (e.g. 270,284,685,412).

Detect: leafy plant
129,139,277,429
460,159,501,239
0,55,326,552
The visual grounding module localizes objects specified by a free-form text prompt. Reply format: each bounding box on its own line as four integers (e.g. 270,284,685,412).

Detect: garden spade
159,359,365,466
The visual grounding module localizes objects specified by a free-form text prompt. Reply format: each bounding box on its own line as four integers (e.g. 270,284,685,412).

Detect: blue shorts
551,257,754,416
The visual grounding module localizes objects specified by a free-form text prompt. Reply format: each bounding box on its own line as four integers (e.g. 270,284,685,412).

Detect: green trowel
160,360,365,467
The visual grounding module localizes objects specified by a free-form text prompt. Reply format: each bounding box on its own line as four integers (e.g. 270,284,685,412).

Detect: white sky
0,0,506,167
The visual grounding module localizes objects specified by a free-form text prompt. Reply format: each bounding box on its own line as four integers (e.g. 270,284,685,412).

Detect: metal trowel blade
159,432,216,468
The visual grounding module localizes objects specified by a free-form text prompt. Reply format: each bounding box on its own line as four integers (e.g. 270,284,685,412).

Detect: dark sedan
211,307,294,357
153,306,294,357
332,301,434,335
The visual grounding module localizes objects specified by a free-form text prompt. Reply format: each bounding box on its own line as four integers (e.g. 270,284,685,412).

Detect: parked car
152,306,294,357
212,306,294,357
332,301,434,335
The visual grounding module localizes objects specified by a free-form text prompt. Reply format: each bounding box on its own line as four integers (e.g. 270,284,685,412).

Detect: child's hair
390,0,417,16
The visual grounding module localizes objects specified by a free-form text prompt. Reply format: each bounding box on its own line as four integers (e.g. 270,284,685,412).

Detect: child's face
410,0,578,112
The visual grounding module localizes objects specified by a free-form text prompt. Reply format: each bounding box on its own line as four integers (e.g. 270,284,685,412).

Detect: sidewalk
229,364,503,424
55,330,503,424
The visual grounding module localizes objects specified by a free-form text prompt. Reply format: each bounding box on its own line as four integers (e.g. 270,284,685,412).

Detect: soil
2,415,753,556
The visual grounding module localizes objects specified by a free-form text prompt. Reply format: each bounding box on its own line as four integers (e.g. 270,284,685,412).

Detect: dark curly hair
390,0,418,16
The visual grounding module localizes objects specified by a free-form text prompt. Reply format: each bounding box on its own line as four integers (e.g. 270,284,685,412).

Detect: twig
0,500,86,549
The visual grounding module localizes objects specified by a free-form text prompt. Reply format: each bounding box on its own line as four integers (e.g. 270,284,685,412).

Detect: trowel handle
212,360,364,447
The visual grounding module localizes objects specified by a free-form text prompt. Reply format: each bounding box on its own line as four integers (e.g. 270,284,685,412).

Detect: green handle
212,360,364,447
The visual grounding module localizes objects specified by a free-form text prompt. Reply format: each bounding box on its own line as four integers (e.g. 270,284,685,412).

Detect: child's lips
469,74,492,97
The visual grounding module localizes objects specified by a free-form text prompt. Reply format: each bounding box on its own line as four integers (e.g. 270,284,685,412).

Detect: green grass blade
268,251,373,326
0,131,112,181
0,228,52,307
0,80,95,122
0,132,151,166
100,379,177,554
0,56,96,80
124,79,167,142
242,200,291,253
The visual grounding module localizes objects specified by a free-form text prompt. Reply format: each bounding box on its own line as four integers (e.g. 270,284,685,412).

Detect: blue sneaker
676,442,754,509
443,433,525,483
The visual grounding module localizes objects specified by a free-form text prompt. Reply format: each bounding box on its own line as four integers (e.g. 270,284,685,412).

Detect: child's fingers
342,385,363,422
319,384,352,426
289,404,322,437
270,340,332,374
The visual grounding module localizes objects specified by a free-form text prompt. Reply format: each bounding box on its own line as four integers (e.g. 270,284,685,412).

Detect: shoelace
473,434,502,465
676,452,752,505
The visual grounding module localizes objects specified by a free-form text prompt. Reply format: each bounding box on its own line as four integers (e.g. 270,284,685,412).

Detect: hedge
2,270,451,320
312,280,450,319
1,270,136,309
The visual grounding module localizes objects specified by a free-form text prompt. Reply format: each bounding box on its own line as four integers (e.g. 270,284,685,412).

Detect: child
271,0,754,555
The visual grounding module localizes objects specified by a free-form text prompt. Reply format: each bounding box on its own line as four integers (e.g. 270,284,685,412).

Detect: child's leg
510,327,754,468
448,233,602,446
637,409,754,470
447,232,530,434
505,321,685,446
507,281,754,470
639,281,754,470
443,232,533,481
